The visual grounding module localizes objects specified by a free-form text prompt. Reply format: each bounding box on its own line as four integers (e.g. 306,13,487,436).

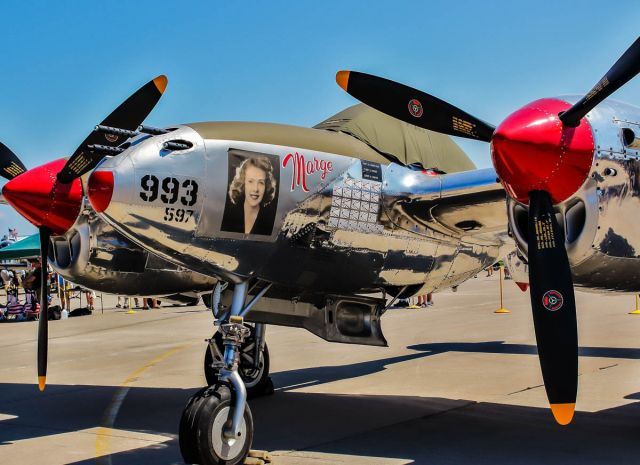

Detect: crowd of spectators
0,228,19,249
0,227,98,320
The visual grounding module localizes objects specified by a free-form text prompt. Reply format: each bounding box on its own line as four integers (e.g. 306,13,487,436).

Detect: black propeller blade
336,70,495,142
37,226,51,391
56,75,168,183
0,142,27,181
560,37,640,127
527,190,578,425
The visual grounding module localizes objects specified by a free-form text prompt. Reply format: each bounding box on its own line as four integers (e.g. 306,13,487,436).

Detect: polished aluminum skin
49,198,216,297
93,123,510,298
504,250,529,286
507,97,640,292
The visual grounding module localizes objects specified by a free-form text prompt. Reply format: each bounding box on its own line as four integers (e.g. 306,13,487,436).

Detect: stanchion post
629,294,640,315
126,295,136,314
495,264,511,314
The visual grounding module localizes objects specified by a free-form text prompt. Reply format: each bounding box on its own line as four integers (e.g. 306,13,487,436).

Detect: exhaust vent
52,238,71,268
622,128,640,150
512,203,571,244
513,204,529,242
69,231,81,261
336,302,372,337
565,200,586,244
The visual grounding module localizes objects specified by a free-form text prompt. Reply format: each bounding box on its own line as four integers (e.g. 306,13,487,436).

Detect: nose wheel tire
179,386,208,464
179,384,253,465
204,326,272,398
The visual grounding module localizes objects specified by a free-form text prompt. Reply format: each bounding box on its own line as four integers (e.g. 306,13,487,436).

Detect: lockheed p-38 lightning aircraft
3,35,640,465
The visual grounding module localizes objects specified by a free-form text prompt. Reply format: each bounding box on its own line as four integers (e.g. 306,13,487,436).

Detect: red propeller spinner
490,98,595,205
2,158,83,235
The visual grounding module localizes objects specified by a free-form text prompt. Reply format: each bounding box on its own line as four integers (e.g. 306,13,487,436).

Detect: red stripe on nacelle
87,171,114,213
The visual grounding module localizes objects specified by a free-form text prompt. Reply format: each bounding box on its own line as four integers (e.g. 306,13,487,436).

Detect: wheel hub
212,406,247,460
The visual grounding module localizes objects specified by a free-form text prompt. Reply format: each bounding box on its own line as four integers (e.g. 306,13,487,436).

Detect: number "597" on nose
164,208,194,223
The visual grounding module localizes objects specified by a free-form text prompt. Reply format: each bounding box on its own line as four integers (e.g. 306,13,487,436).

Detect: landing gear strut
179,281,270,465
204,322,273,398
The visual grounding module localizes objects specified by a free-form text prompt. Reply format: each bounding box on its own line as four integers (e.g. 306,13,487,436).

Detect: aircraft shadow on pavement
406,341,640,360
270,341,640,393
2,341,640,464
2,382,640,465
271,351,429,391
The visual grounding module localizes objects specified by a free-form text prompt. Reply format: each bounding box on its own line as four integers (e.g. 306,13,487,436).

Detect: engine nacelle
506,98,640,292
49,200,216,297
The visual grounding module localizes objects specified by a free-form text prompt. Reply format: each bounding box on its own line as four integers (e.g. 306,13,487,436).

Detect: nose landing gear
179,281,271,465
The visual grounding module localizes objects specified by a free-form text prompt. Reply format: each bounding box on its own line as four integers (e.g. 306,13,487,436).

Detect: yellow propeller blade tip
336,71,350,92
153,75,168,94
550,403,575,425
38,376,47,392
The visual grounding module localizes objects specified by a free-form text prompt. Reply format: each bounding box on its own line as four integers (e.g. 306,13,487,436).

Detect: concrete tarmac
2,275,640,464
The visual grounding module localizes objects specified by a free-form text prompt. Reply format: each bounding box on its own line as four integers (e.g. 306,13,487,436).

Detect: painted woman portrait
220,152,279,236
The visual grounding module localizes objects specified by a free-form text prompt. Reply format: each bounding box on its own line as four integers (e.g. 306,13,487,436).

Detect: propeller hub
2,159,83,235
491,98,595,205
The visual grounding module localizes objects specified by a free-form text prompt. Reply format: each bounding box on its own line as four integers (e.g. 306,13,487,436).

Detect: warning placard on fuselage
361,160,382,182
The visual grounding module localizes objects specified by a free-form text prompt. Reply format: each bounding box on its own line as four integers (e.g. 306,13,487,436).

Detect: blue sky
1,0,639,234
